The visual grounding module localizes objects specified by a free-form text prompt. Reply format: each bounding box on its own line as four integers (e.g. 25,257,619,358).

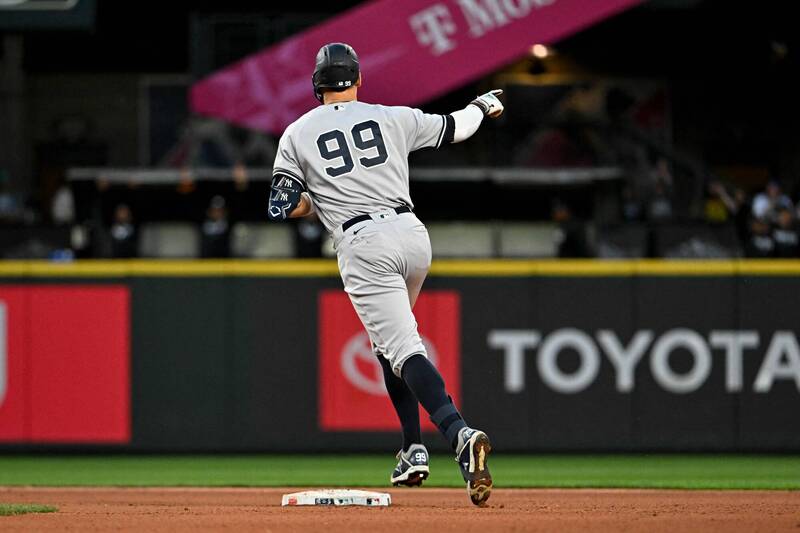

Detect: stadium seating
231,223,294,258
595,225,650,258
139,223,200,258
497,223,558,258
427,222,495,258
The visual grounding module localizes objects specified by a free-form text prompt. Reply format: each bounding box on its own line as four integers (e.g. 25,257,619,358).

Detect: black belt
342,206,412,232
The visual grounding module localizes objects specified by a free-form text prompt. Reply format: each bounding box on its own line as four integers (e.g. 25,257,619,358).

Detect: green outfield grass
0,455,797,490
0,504,58,516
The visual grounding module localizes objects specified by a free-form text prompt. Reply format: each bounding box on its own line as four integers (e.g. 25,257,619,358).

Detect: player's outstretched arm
449,89,504,144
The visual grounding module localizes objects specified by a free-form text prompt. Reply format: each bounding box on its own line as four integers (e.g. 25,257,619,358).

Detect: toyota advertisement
314,274,798,451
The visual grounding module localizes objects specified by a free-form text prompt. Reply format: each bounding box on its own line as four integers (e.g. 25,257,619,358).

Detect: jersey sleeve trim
435,115,447,149
441,115,455,146
273,167,307,189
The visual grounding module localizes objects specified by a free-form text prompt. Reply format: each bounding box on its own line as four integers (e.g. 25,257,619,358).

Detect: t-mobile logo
0,302,6,408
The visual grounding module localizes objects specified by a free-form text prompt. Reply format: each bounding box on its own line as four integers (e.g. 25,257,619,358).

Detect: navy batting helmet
312,43,360,103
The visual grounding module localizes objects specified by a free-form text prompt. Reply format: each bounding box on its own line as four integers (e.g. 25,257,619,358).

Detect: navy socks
375,352,421,452
401,354,467,450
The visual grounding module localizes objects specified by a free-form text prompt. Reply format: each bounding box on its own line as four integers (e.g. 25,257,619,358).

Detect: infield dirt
0,487,798,532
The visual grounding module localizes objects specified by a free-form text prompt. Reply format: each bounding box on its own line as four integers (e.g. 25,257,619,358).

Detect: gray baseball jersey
273,100,448,232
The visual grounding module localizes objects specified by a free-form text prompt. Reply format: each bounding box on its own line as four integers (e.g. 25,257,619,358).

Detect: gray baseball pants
333,209,432,377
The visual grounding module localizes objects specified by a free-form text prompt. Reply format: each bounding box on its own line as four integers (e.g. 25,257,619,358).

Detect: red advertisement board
319,289,460,431
0,288,27,441
0,285,130,444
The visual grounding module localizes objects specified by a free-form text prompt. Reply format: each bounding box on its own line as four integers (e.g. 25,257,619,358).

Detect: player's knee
388,337,427,376
395,352,431,380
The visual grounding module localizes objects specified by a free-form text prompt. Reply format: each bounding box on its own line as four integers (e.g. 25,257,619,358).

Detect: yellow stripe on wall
1,259,800,277
0,259,341,277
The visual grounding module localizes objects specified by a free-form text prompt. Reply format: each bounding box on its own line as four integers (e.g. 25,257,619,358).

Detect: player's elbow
289,193,314,218
268,173,307,221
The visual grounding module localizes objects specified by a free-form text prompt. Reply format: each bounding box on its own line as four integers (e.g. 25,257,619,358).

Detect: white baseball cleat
390,444,430,487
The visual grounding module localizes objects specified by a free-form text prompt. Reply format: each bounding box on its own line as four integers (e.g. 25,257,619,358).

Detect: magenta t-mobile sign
191,0,642,135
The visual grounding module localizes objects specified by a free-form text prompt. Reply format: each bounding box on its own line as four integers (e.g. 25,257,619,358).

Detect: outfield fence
0,259,798,452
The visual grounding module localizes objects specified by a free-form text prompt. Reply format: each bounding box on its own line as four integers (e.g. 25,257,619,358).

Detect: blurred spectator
553,201,591,258
51,184,75,225
751,179,792,222
704,182,730,223
650,157,674,189
647,178,673,222
621,185,642,222
732,189,750,240
294,212,325,258
109,204,138,258
704,180,749,234
0,169,23,223
70,224,92,259
176,167,196,195
642,157,674,222
232,162,250,192
772,207,799,258
744,217,775,258
200,195,231,258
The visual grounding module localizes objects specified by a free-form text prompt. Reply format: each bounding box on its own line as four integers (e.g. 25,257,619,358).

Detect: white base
281,489,391,507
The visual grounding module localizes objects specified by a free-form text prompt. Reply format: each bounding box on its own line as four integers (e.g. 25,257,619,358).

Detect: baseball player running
268,42,503,506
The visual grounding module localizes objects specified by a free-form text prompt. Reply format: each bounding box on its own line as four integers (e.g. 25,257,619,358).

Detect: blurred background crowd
1,0,798,260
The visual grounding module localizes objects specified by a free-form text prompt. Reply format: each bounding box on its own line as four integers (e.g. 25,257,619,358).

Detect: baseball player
268,42,503,506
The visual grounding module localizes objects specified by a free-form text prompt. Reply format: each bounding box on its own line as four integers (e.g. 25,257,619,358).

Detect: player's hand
470,89,504,118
